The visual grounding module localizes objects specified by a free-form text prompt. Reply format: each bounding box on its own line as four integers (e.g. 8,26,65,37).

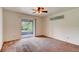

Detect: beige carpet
2,37,79,52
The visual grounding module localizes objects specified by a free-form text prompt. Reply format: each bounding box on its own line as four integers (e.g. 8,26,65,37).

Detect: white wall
35,17,44,36
0,8,3,50
3,10,20,41
43,8,79,45
3,10,43,42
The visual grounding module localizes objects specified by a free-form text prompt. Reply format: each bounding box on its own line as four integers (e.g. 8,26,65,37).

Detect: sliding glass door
21,19,34,38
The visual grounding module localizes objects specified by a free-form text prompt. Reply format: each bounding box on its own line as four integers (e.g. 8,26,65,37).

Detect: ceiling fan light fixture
33,7,48,14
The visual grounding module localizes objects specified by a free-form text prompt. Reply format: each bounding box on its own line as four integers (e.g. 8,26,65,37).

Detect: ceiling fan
33,7,48,14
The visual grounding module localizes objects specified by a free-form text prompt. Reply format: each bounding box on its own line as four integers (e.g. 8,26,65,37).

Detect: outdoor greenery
21,21,33,32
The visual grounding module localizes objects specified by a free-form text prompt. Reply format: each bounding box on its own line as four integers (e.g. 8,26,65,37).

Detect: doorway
21,19,35,38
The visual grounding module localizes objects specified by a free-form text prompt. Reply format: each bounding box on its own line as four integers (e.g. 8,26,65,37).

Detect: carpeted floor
1,37,79,52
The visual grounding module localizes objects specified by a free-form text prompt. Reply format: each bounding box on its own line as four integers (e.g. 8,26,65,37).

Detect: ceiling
3,7,76,17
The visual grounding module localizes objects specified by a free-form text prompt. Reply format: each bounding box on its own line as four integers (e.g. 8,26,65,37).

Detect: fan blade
32,9,36,11
33,12,36,13
42,11,48,13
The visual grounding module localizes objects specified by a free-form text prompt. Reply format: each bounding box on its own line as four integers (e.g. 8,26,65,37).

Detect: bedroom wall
3,10,43,42
0,8,3,50
43,8,79,45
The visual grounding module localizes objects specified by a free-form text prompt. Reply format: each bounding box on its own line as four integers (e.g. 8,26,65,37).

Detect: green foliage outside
21,21,33,32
